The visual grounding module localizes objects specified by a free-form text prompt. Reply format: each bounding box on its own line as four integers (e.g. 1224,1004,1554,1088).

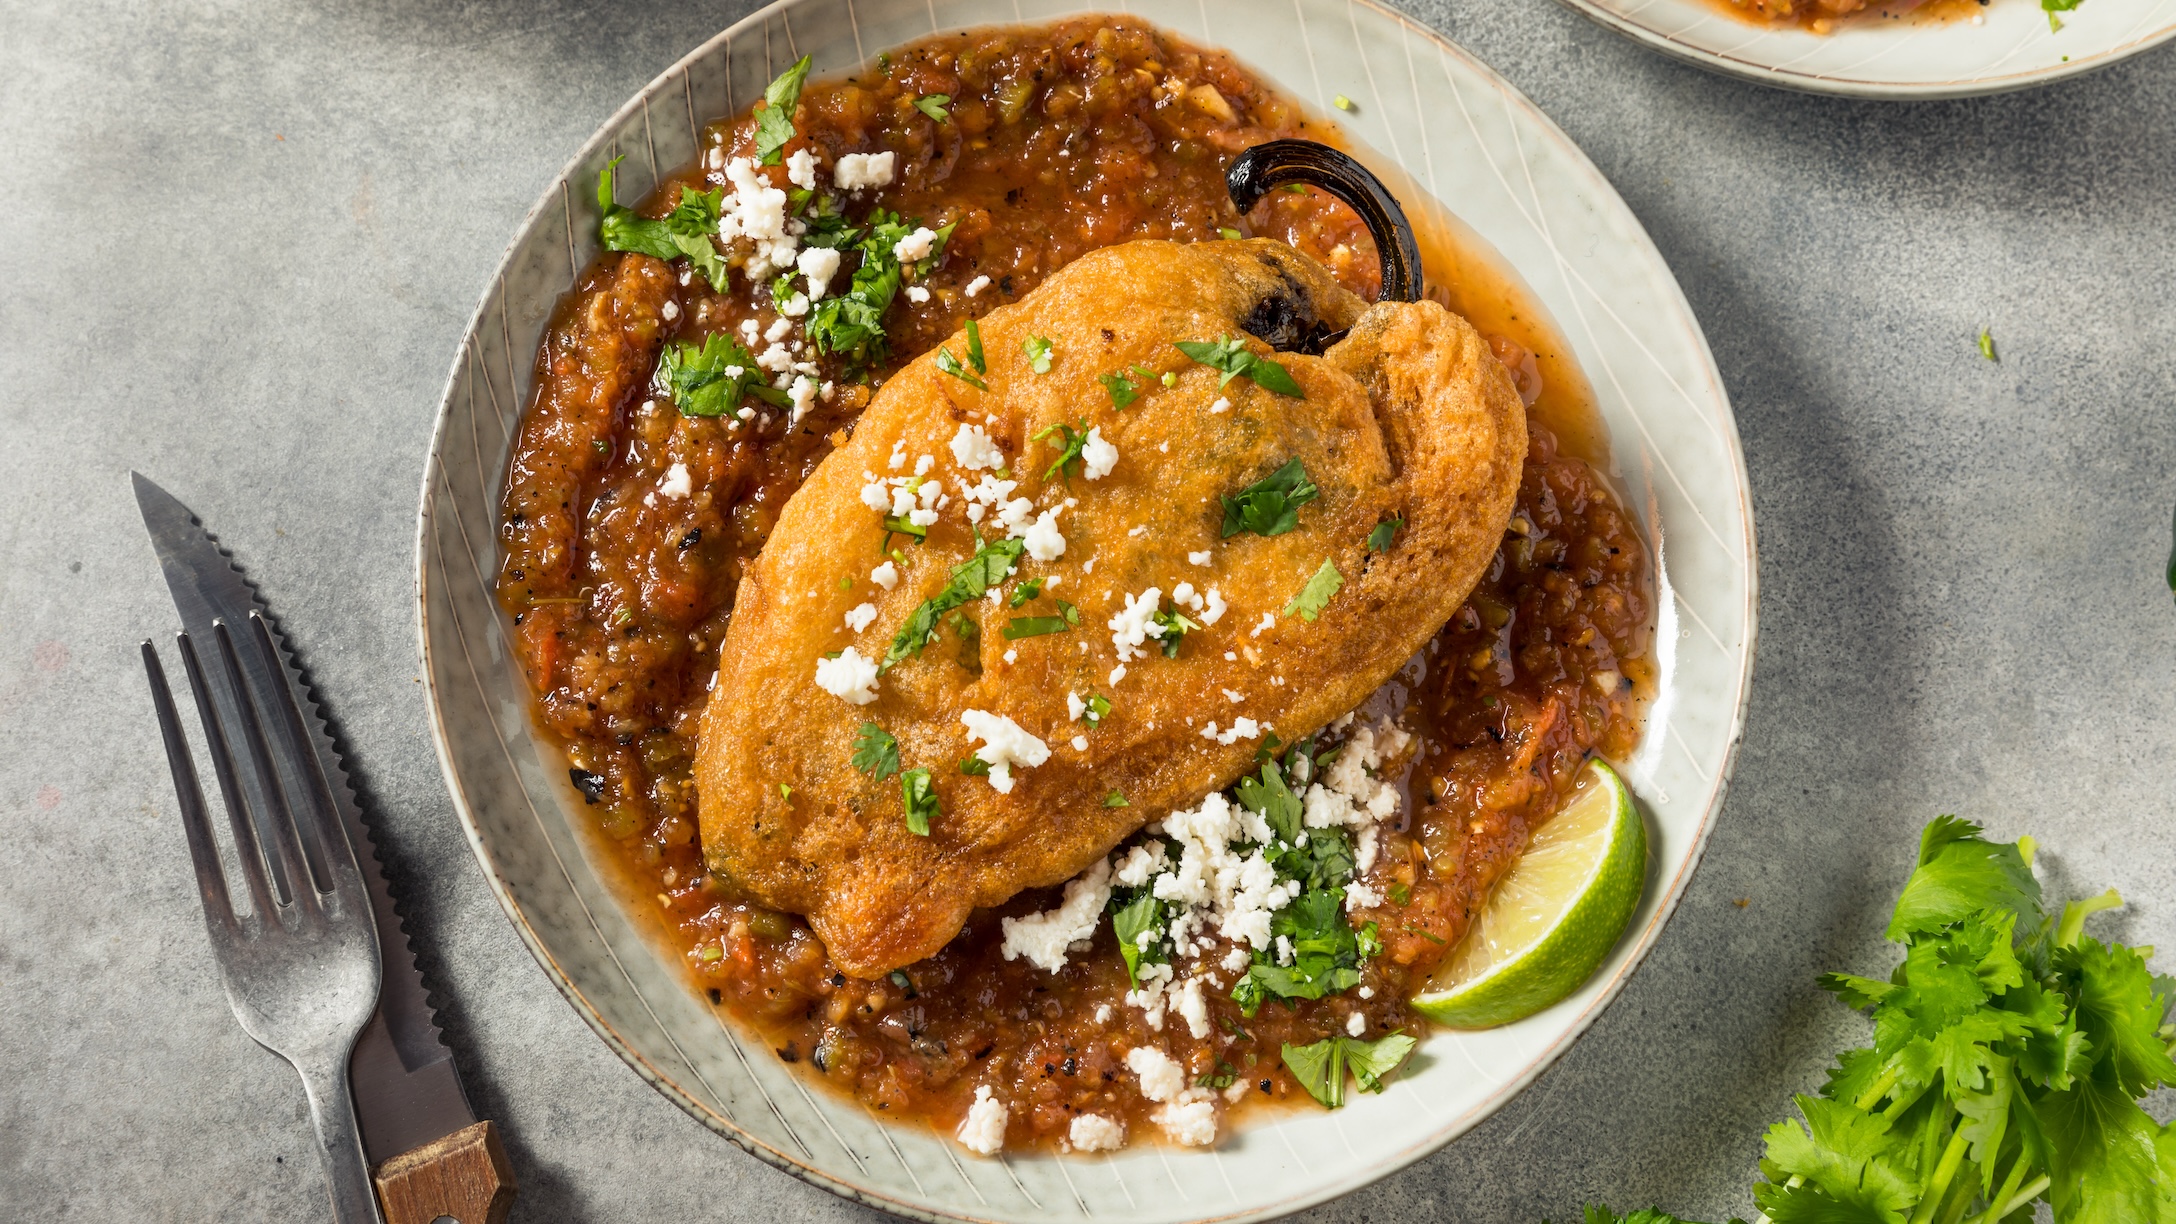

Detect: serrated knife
134,473,515,1224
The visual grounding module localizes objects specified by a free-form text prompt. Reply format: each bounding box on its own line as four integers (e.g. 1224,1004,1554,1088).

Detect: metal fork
143,614,384,1224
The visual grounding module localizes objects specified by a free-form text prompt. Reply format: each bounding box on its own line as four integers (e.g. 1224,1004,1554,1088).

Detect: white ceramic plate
1561,0,2176,97
416,2,1755,1219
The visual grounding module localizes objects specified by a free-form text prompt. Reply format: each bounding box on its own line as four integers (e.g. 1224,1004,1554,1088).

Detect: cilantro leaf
1176,335,1305,397
2039,1075,2165,1223
1083,693,1111,727
1283,559,1343,622
1150,605,1199,658
899,766,938,836
850,722,900,781
1098,369,1142,409
595,159,731,291
1282,1036,1347,1109
914,93,951,122
1366,518,1403,554
1001,614,1072,640
881,536,1025,671
959,756,990,777
2058,937,2176,1096
1024,335,1055,373
753,55,813,165
1886,817,2045,941
1007,577,1045,607
964,318,987,374
659,334,792,418
1282,1032,1415,1109
1109,889,1166,988
1221,458,1321,538
935,345,987,390
806,209,922,372
1103,788,1128,807
1034,419,1093,485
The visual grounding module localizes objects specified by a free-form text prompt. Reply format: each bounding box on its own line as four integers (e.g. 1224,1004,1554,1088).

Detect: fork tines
142,614,364,928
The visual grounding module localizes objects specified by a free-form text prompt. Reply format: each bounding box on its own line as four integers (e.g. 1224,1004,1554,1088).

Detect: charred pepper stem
1226,139,1424,308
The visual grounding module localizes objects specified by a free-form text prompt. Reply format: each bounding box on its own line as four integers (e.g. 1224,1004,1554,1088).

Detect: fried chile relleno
694,237,1527,977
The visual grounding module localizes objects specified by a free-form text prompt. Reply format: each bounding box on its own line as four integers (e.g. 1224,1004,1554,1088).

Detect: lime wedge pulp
1410,758,1647,1029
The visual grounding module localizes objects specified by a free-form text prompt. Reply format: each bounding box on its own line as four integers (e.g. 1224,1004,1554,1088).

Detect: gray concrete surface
3,0,2171,1220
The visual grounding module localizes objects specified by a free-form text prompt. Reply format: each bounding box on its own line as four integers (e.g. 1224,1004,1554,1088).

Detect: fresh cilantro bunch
1574,818,2176,1224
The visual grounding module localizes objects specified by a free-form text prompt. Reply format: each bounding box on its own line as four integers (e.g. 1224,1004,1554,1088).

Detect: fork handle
297,1054,384,1224
373,1121,516,1224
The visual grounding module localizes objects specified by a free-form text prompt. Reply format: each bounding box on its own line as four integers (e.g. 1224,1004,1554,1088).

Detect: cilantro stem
1970,1158,2031,1224
1994,1175,2049,1220
1850,1063,1901,1112
2054,885,2122,947
1906,1129,1971,1224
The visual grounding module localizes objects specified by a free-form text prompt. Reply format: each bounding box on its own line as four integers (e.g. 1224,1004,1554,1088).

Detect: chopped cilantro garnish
1150,606,1200,658
1084,693,1112,727
1332,94,1356,112
1366,518,1403,554
959,756,991,777
1034,419,1093,485
1221,457,1321,538
1195,1058,1239,1090
1002,614,1072,640
1283,560,1344,622
914,93,952,122
850,723,900,781
596,158,730,291
1103,788,1128,808
1023,335,1055,373
1978,328,1998,362
881,536,1026,670
753,55,813,165
659,334,792,419
1176,335,1305,397
1008,578,1045,607
805,209,942,374
1282,1031,1414,1109
964,318,986,374
1109,889,1166,988
899,766,937,836
1098,369,1142,409
879,515,927,551
779,783,793,800
1218,226,1243,240
935,345,987,390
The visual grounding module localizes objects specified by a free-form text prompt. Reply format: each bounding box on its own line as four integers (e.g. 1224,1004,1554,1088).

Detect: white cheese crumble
796,245,840,301
999,860,1111,972
834,151,896,190
658,462,692,499
717,157,797,278
1021,509,1067,561
785,147,818,190
788,375,818,423
1126,1047,1189,1102
1188,550,1213,566
949,423,1005,471
1068,1113,1126,1153
957,1086,1008,1155
1201,587,1228,625
660,299,680,322
1107,588,1165,662
893,226,939,263
964,274,992,297
1080,427,1118,480
1251,612,1276,637
870,562,898,590
1347,1011,1367,1037
843,603,878,633
960,710,1050,794
1157,1099,1219,1147
1071,735,1089,751
1126,1048,1220,1145
1209,396,1230,414
905,285,930,304
812,646,878,705
1109,664,1127,686
1066,691,1086,720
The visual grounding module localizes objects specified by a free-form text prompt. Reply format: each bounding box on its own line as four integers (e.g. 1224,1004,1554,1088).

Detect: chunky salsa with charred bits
495,17,1652,1154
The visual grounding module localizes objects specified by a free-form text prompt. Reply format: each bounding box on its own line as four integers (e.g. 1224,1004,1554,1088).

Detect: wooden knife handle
372,1120,517,1224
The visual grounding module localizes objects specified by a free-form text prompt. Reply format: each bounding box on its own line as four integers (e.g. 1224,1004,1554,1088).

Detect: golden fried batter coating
696,239,1525,976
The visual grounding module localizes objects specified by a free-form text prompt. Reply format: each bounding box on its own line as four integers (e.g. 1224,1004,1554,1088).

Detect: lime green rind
1410,760,1648,1029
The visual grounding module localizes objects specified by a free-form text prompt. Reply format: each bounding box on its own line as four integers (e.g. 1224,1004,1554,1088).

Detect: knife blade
132,473,490,1174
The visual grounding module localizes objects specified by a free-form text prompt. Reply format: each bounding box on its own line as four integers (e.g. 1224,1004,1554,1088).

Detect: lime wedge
1410,759,1646,1028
